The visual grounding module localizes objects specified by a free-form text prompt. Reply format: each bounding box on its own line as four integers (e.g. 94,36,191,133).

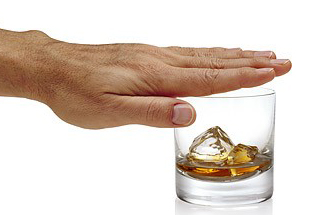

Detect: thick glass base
176,167,273,206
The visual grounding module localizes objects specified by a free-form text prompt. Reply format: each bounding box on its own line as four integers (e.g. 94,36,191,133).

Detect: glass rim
180,87,275,99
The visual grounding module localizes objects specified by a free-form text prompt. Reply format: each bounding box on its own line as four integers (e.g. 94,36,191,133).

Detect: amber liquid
176,154,272,182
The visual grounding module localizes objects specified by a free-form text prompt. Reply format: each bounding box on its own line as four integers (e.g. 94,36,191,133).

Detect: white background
0,0,312,214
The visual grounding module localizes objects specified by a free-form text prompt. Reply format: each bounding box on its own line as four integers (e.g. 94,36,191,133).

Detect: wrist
0,29,54,103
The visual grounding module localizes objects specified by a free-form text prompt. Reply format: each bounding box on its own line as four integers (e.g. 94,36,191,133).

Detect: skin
0,29,292,129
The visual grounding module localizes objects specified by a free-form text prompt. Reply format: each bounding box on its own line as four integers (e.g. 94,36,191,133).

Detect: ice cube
187,126,235,163
227,144,259,165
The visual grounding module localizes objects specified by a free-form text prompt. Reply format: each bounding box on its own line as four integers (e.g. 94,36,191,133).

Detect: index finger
166,46,276,59
150,67,276,97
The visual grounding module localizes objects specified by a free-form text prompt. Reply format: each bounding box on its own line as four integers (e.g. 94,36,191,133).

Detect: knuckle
112,52,152,70
135,59,163,74
208,58,225,69
185,48,198,56
188,57,202,67
250,58,260,65
145,99,170,123
118,44,160,56
196,51,214,57
135,61,166,92
134,44,159,53
236,67,251,88
167,46,217,57
244,58,260,67
23,30,48,37
181,47,206,57
237,67,251,80
252,57,269,66
166,46,183,53
201,69,220,94
125,43,151,49
211,47,226,52
237,67,249,76
235,50,244,58
125,44,170,60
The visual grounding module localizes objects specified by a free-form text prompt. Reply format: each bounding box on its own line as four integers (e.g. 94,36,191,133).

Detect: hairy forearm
0,29,52,101
0,29,23,97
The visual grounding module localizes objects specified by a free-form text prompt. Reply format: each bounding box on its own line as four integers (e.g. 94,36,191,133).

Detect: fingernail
270,59,290,65
172,104,194,125
254,51,273,58
256,68,274,72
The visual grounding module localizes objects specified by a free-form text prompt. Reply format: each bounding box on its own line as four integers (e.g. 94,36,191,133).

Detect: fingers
268,59,292,76
175,57,292,76
213,50,276,59
117,96,196,128
152,67,276,97
166,46,276,59
107,67,273,128
166,46,228,57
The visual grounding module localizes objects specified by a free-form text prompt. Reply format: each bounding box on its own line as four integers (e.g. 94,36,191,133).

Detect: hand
0,30,292,129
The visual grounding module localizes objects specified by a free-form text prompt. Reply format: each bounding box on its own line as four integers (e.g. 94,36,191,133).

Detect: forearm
0,29,51,101
0,29,22,97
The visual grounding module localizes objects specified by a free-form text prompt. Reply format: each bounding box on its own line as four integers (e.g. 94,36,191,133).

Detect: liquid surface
176,154,272,182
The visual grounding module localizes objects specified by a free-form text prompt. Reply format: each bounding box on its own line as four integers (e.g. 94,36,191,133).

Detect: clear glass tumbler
174,88,275,206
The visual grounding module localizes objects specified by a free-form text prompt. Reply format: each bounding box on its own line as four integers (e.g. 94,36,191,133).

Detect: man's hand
0,29,292,129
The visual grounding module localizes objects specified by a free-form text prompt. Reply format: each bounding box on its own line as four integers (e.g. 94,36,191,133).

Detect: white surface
0,0,312,214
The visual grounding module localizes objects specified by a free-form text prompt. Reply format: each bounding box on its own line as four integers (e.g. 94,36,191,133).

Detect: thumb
119,96,196,128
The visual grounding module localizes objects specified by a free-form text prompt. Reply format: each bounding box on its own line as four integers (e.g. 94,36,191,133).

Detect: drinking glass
174,88,275,206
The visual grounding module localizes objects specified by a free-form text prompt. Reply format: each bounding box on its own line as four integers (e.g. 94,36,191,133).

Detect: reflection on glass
175,198,273,215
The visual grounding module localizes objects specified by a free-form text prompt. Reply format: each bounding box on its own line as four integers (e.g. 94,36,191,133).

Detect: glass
174,88,275,206
175,198,273,215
